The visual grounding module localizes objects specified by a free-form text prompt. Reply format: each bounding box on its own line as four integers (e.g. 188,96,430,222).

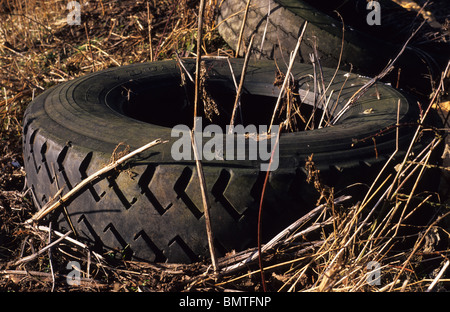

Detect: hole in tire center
107,78,325,132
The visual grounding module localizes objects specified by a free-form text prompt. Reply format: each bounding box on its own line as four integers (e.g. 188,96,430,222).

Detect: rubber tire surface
217,0,447,95
23,58,437,263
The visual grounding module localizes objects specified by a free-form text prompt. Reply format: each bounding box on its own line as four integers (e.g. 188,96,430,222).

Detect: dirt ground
0,0,449,292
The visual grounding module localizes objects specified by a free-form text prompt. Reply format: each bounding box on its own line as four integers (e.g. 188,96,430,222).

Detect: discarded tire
23,58,438,263
217,0,448,95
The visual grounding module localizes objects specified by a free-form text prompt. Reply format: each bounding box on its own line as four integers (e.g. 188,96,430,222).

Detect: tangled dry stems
0,0,449,292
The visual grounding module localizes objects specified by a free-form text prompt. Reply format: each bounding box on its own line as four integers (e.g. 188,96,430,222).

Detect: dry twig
235,0,252,57
11,230,72,266
191,130,219,276
268,21,308,133
26,139,164,223
229,34,254,130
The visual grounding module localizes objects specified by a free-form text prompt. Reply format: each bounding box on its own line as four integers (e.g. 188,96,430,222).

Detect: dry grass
0,0,449,292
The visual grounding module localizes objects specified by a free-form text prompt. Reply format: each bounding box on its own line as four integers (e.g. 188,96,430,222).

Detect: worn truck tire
23,58,439,263
217,0,448,96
